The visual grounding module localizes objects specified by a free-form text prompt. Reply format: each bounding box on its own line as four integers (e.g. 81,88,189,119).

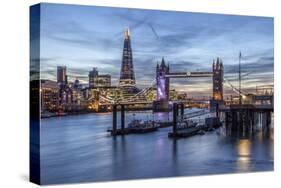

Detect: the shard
119,28,136,86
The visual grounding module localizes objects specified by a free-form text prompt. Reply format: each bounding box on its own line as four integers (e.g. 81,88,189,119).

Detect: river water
40,109,273,185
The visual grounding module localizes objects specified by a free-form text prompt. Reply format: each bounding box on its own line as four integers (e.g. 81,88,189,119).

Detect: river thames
40,109,273,185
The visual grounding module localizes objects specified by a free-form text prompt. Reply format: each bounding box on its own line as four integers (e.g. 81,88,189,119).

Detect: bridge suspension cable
93,79,157,104
124,79,157,102
99,95,115,103
223,78,246,97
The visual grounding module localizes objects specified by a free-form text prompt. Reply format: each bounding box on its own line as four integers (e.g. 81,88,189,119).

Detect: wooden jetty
220,104,273,133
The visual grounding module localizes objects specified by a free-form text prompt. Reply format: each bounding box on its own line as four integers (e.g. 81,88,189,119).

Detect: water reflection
237,139,252,172
172,139,178,158
40,110,273,185
111,136,128,179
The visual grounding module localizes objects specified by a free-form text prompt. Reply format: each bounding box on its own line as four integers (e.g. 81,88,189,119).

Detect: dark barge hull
168,127,200,138
108,127,158,135
158,121,173,128
130,127,158,133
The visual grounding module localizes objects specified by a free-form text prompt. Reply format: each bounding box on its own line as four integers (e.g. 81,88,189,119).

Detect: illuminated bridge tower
211,57,224,112
213,57,223,100
156,58,170,101
153,58,170,112
119,28,136,86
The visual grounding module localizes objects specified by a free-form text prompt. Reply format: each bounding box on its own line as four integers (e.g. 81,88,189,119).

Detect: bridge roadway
164,72,213,78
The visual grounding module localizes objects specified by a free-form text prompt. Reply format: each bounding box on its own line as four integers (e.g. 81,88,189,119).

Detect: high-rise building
119,28,136,86
57,66,67,85
89,68,99,87
89,68,111,87
73,78,80,89
40,80,59,112
93,75,111,87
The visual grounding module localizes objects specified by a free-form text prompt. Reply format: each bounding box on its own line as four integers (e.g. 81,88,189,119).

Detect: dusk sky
39,3,274,97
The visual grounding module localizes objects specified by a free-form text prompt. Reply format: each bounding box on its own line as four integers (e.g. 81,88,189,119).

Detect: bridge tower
211,57,224,113
213,57,223,100
156,58,170,101
153,58,170,112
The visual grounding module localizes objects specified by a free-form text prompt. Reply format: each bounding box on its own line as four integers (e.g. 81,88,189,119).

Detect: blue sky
38,3,274,97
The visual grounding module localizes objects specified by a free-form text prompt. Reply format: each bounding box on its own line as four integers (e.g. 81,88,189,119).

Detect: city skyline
38,3,274,96
30,4,274,185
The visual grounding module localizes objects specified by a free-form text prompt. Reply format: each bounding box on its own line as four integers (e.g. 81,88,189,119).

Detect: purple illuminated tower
156,58,169,101
154,58,170,112
119,28,136,86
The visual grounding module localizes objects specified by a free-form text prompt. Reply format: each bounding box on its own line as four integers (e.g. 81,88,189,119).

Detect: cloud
38,4,274,96
224,56,274,74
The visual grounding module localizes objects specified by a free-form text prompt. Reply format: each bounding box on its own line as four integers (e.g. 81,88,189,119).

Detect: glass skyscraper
119,28,136,86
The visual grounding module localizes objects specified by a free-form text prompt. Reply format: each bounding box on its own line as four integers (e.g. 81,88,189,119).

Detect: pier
221,104,273,134
110,104,129,135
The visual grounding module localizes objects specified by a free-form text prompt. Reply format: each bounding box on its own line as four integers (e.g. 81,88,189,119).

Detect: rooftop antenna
239,51,242,105
125,27,130,39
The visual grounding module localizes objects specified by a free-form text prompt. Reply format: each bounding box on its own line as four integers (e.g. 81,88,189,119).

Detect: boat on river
177,119,198,130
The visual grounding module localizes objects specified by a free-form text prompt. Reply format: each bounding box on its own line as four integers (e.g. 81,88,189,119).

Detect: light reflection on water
40,109,273,185
237,139,251,171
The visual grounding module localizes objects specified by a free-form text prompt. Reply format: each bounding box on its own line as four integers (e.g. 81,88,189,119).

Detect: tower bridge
96,57,224,111
153,57,223,112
